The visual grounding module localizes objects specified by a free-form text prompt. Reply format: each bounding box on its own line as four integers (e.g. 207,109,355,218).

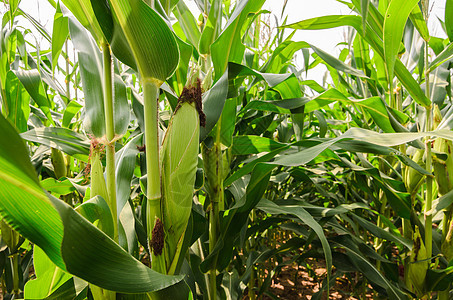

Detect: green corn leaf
428,42,453,73
0,113,65,268
52,2,69,74
232,136,286,155
14,69,54,125
211,0,265,81
21,127,90,161
41,178,77,196
76,196,114,240
168,36,193,96
310,44,367,78
409,4,429,41
61,0,105,43
200,70,229,141
4,70,30,133
89,0,137,70
446,0,453,42
199,0,222,54
173,0,201,51
361,0,370,35
383,0,419,81
105,0,179,81
332,235,407,299
0,112,183,292
69,16,129,138
24,246,77,299
283,14,431,107
62,100,83,128
115,134,142,254
257,198,332,290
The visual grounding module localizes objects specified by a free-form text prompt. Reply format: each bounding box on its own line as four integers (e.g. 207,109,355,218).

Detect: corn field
0,0,452,299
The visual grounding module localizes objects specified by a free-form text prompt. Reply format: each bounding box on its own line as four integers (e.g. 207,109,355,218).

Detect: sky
4,0,449,84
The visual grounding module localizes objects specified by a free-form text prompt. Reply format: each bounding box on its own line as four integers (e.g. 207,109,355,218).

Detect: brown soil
244,259,373,300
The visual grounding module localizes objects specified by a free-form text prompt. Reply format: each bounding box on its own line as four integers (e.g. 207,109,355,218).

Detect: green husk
158,81,202,274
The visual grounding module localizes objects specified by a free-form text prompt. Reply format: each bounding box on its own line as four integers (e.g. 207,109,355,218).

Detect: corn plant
1,0,453,299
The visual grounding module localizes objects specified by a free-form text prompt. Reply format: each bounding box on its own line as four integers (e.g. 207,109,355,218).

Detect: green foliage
0,0,452,299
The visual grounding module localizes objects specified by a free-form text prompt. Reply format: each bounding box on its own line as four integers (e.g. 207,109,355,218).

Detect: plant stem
423,5,433,261
203,121,225,300
197,238,212,300
11,229,19,296
143,79,166,273
65,40,71,100
102,42,118,242
144,79,161,226
209,203,218,300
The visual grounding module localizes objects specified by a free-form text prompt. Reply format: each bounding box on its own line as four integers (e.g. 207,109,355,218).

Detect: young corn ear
88,144,116,300
432,137,453,196
408,226,428,296
432,105,453,196
158,79,204,274
404,149,425,197
90,149,109,208
441,223,453,261
51,148,67,179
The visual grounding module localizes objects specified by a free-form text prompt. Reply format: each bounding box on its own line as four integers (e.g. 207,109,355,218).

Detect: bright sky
5,0,449,84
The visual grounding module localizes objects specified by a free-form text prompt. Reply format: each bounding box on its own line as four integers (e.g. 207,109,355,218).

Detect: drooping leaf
0,113,184,292
69,16,130,138
14,69,54,125
173,0,201,51
257,198,332,288
24,246,76,299
211,0,265,81
4,71,30,133
283,15,430,107
105,0,179,81
383,0,419,81
52,2,69,73
200,70,229,141
61,0,105,43
409,4,429,41
199,0,222,54
21,127,90,161
446,0,453,42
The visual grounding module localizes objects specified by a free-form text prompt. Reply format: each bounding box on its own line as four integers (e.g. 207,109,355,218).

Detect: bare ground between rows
242,258,373,300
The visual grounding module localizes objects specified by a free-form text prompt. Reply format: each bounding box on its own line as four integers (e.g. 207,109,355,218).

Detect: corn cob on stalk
408,226,428,297
152,78,204,275
404,149,425,197
89,143,116,300
51,148,67,180
432,106,453,196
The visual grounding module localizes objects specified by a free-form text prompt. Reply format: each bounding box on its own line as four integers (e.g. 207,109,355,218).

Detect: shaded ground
244,259,373,300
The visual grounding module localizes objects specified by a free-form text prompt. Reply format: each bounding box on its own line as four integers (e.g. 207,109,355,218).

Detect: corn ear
404,149,425,197
51,148,67,179
90,151,109,204
202,141,224,210
442,228,453,261
432,136,453,195
87,148,116,300
408,226,428,296
159,94,201,274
